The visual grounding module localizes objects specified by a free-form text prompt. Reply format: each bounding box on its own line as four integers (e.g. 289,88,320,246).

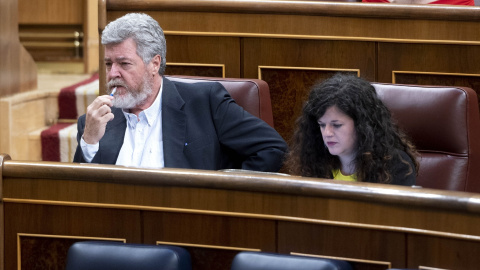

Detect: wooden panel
144,212,276,250
108,10,480,43
18,0,96,72
378,43,480,118
4,203,141,270
19,25,84,62
278,222,404,270
393,72,480,106
19,235,123,270
100,1,480,101
260,67,358,142
3,165,480,237
5,166,480,237
377,43,480,84
105,0,480,22
165,64,224,78
18,0,84,24
407,234,480,269
278,221,405,266
243,38,374,80
145,212,276,270
242,38,373,141
19,236,78,270
5,159,480,269
181,247,239,270
165,35,240,78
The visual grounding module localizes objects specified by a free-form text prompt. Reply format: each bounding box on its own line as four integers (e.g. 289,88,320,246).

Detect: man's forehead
104,56,134,62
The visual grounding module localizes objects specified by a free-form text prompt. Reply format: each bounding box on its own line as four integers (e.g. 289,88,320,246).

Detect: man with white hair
73,13,287,172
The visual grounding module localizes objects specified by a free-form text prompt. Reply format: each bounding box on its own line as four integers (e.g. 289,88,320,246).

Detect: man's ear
151,54,161,74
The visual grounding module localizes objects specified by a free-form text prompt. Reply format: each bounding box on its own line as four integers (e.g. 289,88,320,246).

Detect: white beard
107,72,154,109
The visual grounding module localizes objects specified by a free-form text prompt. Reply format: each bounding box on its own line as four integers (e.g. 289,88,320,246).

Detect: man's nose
108,63,121,78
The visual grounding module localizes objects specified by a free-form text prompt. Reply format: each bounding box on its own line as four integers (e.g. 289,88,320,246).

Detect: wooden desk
2,154,480,269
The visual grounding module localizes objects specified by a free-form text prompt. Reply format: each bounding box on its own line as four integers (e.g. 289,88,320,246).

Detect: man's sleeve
210,83,288,172
73,115,88,163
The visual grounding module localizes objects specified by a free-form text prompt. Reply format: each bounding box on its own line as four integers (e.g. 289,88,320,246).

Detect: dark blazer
73,77,288,172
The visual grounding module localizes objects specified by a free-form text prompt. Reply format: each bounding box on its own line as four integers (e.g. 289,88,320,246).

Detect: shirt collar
143,77,163,126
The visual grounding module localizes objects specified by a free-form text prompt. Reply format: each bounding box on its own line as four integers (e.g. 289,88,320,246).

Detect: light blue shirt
81,80,164,168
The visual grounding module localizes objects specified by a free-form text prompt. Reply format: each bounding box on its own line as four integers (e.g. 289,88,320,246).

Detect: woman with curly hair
286,73,418,185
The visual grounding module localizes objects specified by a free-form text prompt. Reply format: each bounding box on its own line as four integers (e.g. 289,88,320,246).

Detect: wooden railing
2,153,480,269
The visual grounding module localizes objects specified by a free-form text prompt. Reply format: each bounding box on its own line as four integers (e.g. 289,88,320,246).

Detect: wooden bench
2,154,480,270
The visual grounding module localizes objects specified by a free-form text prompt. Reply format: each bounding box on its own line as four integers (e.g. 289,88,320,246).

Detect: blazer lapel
99,107,126,164
161,77,187,168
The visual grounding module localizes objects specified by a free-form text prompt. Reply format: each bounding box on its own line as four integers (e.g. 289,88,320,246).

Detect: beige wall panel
10,97,47,160
0,99,12,156
1,91,57,160
27,130,42,161
18,45,38,92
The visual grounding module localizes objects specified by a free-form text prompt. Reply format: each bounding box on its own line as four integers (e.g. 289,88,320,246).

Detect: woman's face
317,105,357,163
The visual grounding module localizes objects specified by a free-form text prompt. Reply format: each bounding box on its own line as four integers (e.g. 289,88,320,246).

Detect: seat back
373,83,480,192
231,251,353,270
65,241,192,270
166,75,274,127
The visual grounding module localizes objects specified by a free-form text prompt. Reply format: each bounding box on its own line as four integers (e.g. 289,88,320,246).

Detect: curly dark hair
286,73,418,184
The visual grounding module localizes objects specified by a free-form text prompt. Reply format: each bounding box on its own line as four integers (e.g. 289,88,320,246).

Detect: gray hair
101,13,167,75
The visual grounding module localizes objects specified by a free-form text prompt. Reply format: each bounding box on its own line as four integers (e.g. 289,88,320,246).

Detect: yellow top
333,169,356,182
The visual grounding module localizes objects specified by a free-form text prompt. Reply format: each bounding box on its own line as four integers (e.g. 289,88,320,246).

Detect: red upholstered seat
373,83,480,192
166,75,274,128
